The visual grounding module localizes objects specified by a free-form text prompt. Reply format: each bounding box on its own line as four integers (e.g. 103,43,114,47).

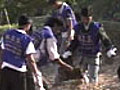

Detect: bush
0,24,18,34
113,13,120,21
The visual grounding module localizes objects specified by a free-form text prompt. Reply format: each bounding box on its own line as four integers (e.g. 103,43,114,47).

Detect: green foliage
0,0,6,10
0,0,120,23
0,24,18,33
113,13,120,19
0,0,50,23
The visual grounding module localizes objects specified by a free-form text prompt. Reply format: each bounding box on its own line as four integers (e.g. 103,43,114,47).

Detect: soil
40,55,120,90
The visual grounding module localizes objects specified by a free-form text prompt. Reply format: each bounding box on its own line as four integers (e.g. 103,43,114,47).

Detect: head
44,17,63,34
48,0,62,9
81,7,93,25
18,15,32,32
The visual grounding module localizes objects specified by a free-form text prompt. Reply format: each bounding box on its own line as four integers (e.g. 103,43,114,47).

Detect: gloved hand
106,47,117,58
33,71,45,90
62,51,72,59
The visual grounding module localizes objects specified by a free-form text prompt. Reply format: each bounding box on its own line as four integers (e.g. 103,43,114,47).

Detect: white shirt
47,38,60,61
1,29,36,72
39,26,60,61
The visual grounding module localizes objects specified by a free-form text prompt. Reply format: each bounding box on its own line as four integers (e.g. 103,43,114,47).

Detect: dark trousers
26,67,35,90
0,67,26,90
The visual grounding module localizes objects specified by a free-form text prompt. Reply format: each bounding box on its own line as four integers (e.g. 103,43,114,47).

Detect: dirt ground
40,55,120,90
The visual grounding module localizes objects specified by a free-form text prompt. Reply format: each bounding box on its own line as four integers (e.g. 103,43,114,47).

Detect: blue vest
31,29,43,49
74,22,102,56
32,26,56,66
52,2,77,31
2,29,31,68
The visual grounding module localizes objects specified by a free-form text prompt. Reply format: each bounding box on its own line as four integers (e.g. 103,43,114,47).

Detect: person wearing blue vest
0,15,45,90
32,17,74,85
62,7,117,84
48,0,78,54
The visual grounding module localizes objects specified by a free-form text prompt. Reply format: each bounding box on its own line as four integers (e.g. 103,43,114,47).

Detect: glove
33,71,45,90
62,51,72,59
107,47,117,58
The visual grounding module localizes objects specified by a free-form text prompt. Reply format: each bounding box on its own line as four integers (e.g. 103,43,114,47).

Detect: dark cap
18,15,32,26
81,7,93,17
48,0,57,4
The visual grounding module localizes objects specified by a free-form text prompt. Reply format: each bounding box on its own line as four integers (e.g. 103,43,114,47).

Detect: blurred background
0,0,120,90
0,0,120,24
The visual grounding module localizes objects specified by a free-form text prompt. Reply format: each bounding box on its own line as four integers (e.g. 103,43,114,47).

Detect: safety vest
52,2,77,31
74,22,102,56
2,29,31,68
32,26,55,66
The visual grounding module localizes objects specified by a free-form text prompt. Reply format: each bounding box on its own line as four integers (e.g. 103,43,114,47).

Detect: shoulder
3,29,19,38
4,29,15,34
42,26,54,39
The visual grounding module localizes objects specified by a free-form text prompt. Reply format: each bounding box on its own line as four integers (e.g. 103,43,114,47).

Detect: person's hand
68,65,74,71
33,71,45,90
62,51,72,59
107,47,117,58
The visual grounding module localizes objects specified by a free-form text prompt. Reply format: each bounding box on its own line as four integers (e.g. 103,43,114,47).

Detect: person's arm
98,25,117,57
25,41,44,88
61,31,79,59
98,25,112,50
65,9,75,40
26,54,39,76
53,58,73,71
46,38,73,71
0,37,4,69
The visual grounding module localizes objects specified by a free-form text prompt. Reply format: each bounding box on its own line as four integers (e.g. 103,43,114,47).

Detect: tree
0,0,50,23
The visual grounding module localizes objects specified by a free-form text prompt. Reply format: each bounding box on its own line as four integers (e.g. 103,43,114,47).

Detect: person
48,0,78,54
63,7,117,84
0,15,45,90
31,17,74,85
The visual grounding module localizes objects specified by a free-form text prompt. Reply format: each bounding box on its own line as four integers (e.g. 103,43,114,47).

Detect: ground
40,55,120,90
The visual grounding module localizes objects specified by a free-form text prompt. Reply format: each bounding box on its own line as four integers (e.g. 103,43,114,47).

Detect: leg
26,68,35,90
88,56,100,83
88,64,99,83
117,66,120,79
79,57,89,83
0,68,10,90
9,68,27,90
0,67,27,90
